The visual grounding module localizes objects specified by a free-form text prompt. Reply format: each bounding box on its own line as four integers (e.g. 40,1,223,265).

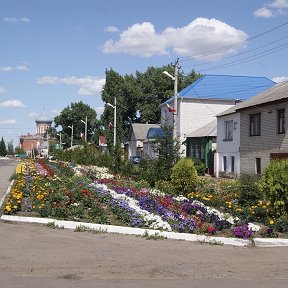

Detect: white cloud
272,76,288,83
105,26,119,32
2,17,31,23
254,7,274,18
0,65,29,72
0,86,6,94
0,100,26,108
254,0,288,18
102,18,248,60
37,76,106,96
0,119,17,124
270,0,288,8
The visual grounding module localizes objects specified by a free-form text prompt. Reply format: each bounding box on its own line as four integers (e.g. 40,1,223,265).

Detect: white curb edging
0,215,251,247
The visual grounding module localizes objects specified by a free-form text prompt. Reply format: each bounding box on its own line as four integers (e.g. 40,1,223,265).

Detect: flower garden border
2,163,288,248
1,214,288,247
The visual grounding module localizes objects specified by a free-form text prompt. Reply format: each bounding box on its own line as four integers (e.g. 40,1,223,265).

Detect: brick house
20,110,52,157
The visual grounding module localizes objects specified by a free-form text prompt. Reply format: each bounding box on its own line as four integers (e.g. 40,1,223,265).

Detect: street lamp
163,60,179,140
68,125,74,148
107,97,117,146
80,116,87,142
57,133,62,150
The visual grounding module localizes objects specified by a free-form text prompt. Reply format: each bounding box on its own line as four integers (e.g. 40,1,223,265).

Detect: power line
197,41,288,72
182,34,288,69
179,20,288,62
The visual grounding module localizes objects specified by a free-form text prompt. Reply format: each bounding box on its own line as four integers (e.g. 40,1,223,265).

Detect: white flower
248,223,261,232
92,183,172,231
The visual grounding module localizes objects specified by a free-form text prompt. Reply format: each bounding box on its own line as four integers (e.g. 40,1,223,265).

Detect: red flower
206,225,217,234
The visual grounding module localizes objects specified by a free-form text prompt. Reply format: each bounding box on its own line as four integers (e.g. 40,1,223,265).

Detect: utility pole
68,125,74,147
172,58,180,140
113,97,117,147
81,116,88,142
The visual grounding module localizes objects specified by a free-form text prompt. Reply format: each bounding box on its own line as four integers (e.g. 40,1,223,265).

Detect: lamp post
57,133,62,150
68,125,74,148
80,116,87,142
163,59,179,140
107,97,117,147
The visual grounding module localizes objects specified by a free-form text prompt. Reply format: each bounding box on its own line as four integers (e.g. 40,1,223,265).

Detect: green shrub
193,159,206,175
155,180,175,195
171,158,198,196
139,159,172,187
274,215,288,233
237,174,262,206
261,160,288,216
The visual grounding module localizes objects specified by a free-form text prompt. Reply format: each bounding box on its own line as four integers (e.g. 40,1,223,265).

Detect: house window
256,158,261,174
223,156,227,173
231,156,235,174
250,113,261,136
224,120,233,140
278,109,285,134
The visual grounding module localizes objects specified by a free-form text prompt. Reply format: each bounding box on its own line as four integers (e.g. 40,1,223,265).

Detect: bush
237,174,262,206
193,159,206,175
155,180,175,195
261,160,288,216
171,158,198,196
274,215,288,233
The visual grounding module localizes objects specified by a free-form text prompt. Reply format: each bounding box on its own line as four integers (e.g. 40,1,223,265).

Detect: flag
166,103,176,113
108,122,113,129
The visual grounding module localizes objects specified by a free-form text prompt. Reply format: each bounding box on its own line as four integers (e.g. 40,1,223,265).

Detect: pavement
0,157,18,202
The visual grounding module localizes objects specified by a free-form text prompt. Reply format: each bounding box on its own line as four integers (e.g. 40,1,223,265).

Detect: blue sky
1,0,288,147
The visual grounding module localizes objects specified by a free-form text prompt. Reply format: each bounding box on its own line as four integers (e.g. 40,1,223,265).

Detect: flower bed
2,159,276,239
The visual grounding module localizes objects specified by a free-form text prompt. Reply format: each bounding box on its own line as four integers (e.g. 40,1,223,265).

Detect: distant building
20,110,53,157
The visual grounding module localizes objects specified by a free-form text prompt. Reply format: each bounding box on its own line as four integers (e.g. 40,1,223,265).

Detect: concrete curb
0,215,251,247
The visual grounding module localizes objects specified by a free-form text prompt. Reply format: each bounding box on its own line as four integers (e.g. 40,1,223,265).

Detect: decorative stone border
1,215,251,247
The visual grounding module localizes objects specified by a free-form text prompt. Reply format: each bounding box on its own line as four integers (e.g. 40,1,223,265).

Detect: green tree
101,66,201,147
0,137,7,156
54,101,97,147
140,125,180,186
7,140,14,155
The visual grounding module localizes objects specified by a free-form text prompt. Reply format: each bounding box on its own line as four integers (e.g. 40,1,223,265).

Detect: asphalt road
0,157,18,202
1,158,288,288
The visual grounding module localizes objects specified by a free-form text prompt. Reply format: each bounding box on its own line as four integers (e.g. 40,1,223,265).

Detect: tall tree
54,101,97,147
7,140,14,155
0,137,7,156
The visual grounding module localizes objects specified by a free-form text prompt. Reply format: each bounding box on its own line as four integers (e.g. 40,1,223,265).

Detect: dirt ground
0,220,288,288
1,159,288,288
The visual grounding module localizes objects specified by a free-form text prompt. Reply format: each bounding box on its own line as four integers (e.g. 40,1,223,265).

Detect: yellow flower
5,206,11,212
269,220,274,225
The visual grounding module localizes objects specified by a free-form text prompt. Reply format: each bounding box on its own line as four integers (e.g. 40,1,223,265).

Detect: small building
127,123,160,159
20,110,53,157
215,81,288,177
186,119,217,175
143,127,164,159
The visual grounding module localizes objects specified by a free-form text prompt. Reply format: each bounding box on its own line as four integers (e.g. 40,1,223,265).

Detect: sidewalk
0,158,18,203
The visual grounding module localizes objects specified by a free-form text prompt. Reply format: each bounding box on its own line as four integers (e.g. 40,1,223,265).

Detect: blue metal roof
164,75,276,104
147,127,164,139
